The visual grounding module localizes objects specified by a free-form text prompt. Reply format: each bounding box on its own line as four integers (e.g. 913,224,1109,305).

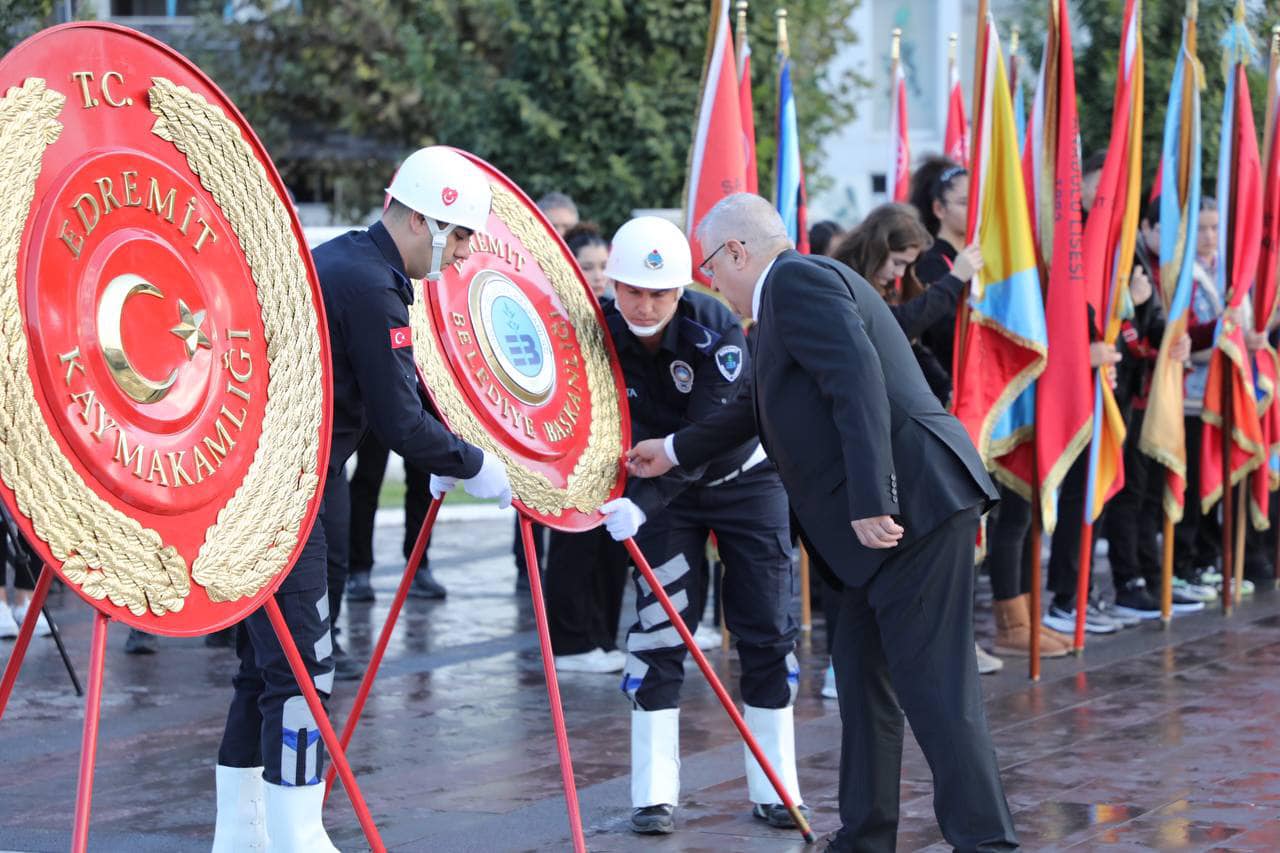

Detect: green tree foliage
1018,0,1280,197
1,1,55,53
186,0,864,227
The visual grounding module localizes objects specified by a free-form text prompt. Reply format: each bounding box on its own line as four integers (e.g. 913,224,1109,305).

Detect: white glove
600,498,646,541
462,450,513,508
429,474,458,501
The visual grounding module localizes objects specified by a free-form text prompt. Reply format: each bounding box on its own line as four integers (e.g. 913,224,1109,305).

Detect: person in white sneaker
0,529,50,639
598,216,806,835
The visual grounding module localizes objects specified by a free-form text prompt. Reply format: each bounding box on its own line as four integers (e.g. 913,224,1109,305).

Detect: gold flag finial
1011,25,1021,55
1187,0,1198,21
948,32,958,63
775,8,789,58
891,27,901,63
736,0,749,60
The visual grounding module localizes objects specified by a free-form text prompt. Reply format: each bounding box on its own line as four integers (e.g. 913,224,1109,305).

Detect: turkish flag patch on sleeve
389,326,412,349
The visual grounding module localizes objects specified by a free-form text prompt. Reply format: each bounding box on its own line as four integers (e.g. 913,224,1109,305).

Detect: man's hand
851,515,904,549
1245,328,1268,352
1090,341,1123,389
1170,333,1192,364
626,438,676,479
951,243,984,282
429,474,458,501
1130,266,1153,306
600,498,647,541
462,450,513,509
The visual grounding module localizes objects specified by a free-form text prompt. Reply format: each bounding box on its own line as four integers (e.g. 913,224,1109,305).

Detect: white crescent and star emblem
97,273,211,404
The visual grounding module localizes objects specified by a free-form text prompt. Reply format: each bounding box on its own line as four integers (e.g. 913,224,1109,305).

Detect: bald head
696,193,791,254
696,193,792,320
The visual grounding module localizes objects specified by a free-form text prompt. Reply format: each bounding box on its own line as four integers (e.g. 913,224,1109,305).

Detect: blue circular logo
492,295,544,378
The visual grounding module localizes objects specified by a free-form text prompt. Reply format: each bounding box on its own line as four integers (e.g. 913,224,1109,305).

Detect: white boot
262,781,339,852
742,705,802,805
631,708,680,807
212,765,267,852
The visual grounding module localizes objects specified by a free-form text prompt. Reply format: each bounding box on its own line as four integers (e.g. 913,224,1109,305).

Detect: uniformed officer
596,217,806,835
212,147,513,852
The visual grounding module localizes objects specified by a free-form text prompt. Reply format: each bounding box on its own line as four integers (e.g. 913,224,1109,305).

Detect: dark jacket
313,222,483,480
604,291,758,518
672,250,997,586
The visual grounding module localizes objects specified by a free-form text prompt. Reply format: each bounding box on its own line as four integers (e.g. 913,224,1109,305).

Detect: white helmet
605,216,693,290
386,146,492,280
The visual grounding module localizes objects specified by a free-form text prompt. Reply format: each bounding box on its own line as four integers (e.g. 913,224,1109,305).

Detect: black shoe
630,804,675,834
204,627,236,648
753,802,810,829
1113,578,1162,620
407,569,447,600
124,629,157,655
345,572,375,603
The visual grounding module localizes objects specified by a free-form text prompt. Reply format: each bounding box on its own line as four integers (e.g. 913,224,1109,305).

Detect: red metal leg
71,610,109,853
264,597,385,853
623,537,817,844
0,564,52,723
324,497,442,798
522,515,587,853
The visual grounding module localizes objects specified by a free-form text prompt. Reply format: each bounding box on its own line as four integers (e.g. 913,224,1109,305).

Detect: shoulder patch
679,317,722,354
714,345,743,382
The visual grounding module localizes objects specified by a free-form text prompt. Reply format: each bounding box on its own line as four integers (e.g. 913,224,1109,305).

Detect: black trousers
1102,408,1163,589
544,527,629,655
985,484,1033,602
621,464,798,711
1046,453,1090,605
322,470,350,627
1172,416,1221,577
348,431,432,577
826,507,1018,853
218,526,334,786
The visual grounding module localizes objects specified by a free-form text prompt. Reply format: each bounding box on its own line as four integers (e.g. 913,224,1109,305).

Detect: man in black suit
627,193,1018,852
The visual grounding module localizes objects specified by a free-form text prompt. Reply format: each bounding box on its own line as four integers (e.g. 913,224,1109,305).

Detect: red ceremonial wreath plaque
0,24,331,635
411,154,629,532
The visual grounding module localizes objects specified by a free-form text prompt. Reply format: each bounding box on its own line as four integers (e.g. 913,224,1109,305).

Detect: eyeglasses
699,240,744,278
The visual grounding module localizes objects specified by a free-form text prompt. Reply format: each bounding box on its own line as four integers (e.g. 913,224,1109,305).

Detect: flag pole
1030,458,1043,680
1269,26,1280,594
735,0,748,60
1233,481,1247,606
775,7,789,59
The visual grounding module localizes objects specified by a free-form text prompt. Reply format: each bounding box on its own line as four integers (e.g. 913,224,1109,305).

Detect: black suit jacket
672,250,997,587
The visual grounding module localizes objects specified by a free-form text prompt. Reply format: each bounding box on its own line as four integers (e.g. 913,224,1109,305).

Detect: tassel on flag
736,0,759,195
774,8,809,252
945,33,969,166
888,28,911,203
685,0,749,284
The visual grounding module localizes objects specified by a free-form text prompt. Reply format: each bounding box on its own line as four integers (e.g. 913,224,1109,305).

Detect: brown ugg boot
994,594,1069,658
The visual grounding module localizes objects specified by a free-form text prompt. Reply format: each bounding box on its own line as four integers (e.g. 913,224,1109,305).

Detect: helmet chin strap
425,218,457,282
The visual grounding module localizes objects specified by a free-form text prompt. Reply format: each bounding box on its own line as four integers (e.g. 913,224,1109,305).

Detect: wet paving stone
1,509,1280,851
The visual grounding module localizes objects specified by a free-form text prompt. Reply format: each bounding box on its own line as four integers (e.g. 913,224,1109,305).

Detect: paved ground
2,507,1280,851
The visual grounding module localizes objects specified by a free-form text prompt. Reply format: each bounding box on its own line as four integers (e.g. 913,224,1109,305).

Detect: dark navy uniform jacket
603,290,759,518
313,221,483,481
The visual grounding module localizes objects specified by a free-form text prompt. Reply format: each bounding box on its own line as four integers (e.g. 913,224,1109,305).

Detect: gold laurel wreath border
409,185,623,516
149,77,325,604
0,76,325,615
0,78,190,616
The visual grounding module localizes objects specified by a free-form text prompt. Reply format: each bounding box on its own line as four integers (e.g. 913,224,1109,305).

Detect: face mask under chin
625,320,666,338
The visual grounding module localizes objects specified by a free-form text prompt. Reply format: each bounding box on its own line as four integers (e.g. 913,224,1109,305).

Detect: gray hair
695,193,790,251
536,191,578,216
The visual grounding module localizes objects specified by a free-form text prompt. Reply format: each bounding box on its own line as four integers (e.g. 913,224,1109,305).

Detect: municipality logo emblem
715,345,743,382
670,360,694,393
644,249,664,270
